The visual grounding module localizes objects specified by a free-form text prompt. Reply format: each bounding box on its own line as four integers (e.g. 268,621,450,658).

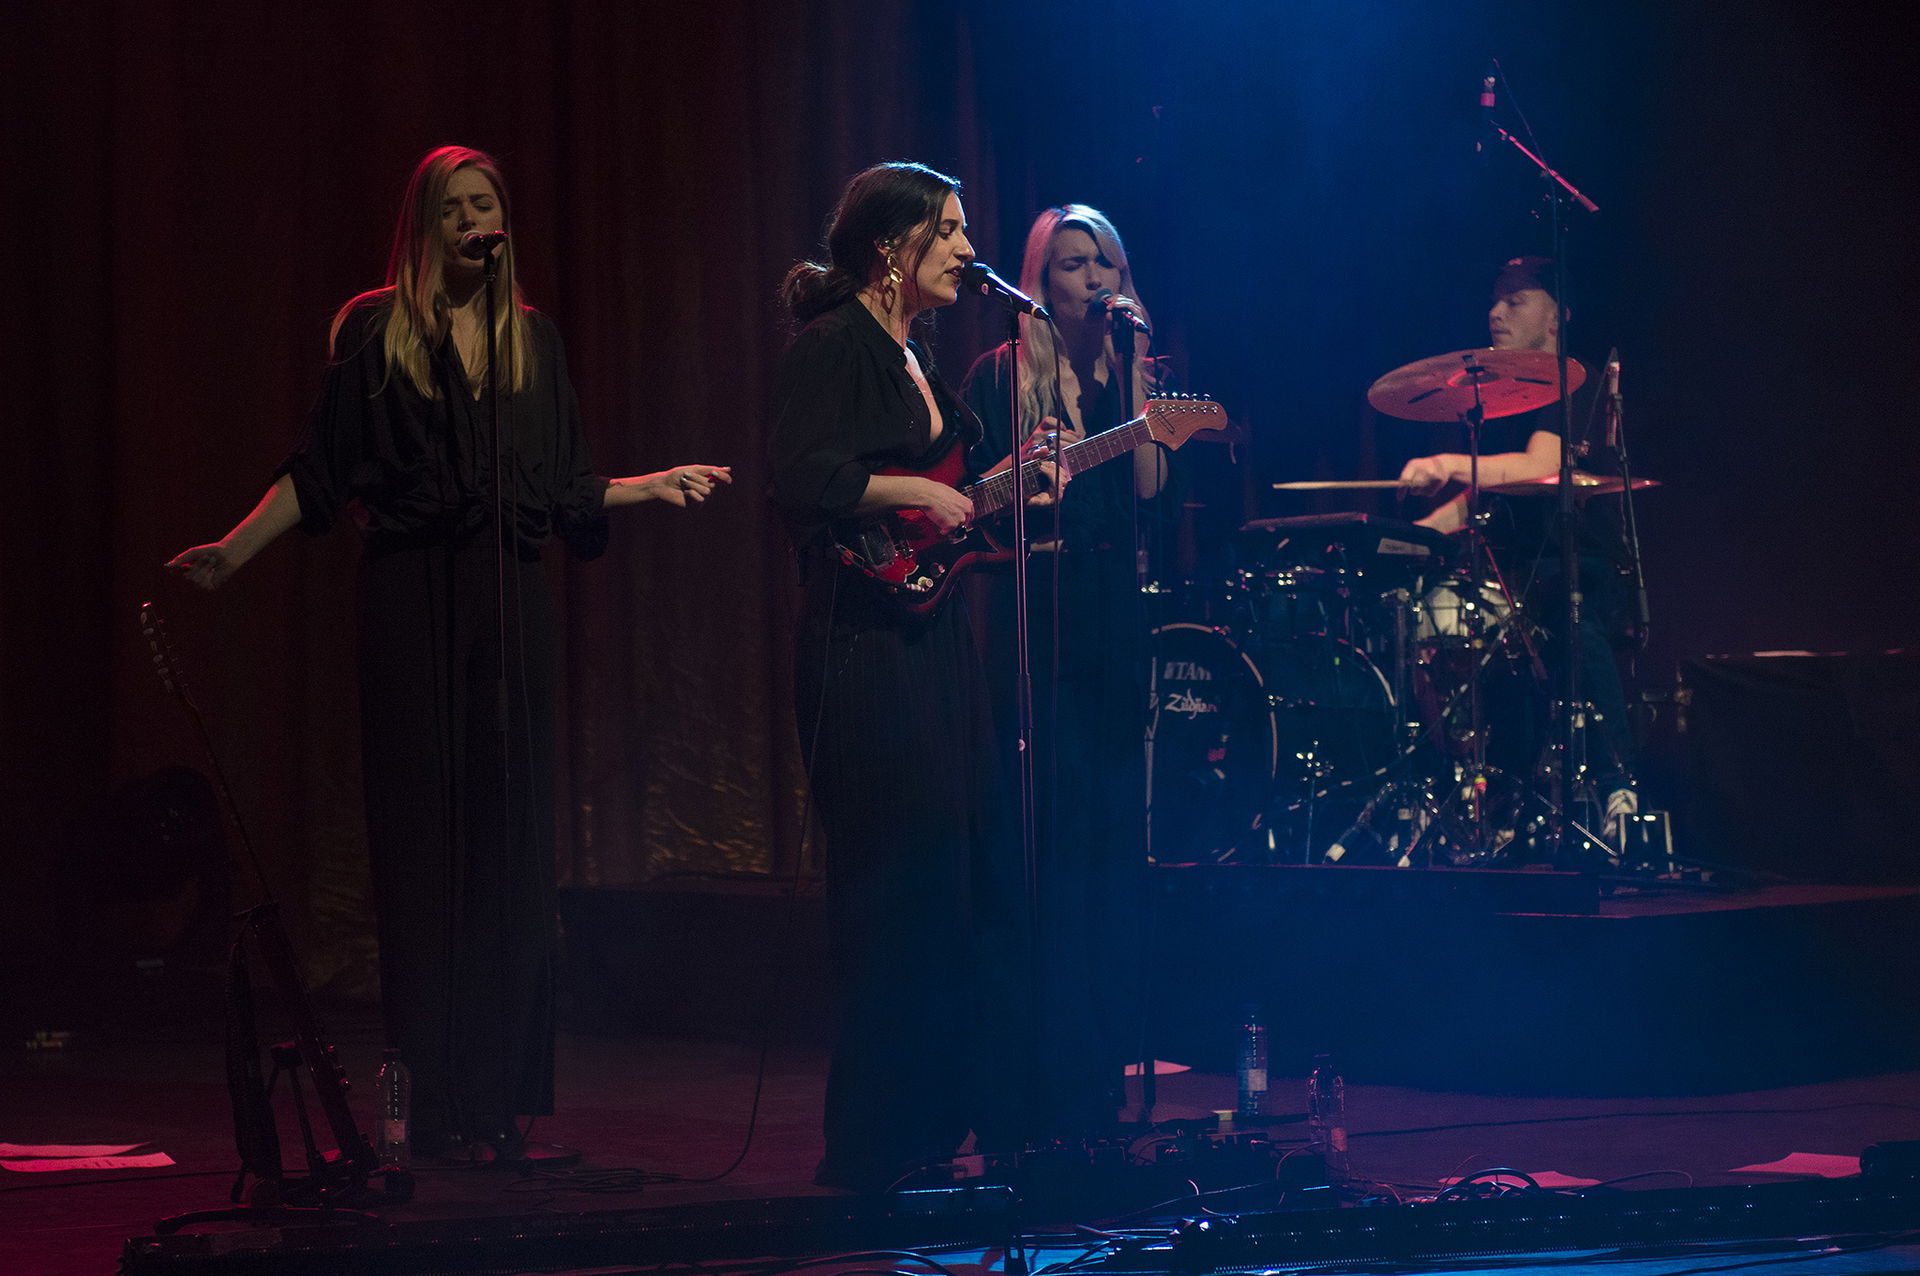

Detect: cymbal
1368,348,1586,422
1481,472,1662,498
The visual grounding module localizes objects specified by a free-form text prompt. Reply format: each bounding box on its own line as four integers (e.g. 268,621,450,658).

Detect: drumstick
1270,479,1409,491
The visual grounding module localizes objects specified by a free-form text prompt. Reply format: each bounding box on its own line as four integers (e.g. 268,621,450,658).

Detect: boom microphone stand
1483,62,1602,868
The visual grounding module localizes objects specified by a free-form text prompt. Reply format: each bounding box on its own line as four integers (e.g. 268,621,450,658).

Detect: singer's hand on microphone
1091,289,1151,334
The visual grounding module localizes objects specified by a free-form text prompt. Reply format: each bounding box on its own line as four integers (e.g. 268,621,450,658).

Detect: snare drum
1414,576,1512,646
1409,574,1532,762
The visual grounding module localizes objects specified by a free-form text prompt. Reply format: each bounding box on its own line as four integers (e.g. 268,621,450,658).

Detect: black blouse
766,300,981,553
279,294,610,560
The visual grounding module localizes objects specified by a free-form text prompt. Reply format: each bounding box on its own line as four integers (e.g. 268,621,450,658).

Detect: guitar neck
966,413,1153,518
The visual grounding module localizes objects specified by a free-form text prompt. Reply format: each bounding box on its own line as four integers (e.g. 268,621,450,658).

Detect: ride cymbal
1367,348,1585,422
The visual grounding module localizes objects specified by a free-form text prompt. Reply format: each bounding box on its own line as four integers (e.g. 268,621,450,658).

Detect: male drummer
1398,256,1638,844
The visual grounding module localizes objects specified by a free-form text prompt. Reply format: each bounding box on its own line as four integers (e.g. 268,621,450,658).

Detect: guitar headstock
1142,394,1229,449
139,601,192,705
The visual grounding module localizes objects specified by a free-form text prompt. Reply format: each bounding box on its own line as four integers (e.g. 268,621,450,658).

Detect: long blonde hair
1012,204,1153,431
329,145,533,396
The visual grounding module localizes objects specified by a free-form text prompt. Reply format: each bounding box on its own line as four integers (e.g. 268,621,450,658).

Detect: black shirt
1444,389,1625,567
766,300,980,554
279,293,609,560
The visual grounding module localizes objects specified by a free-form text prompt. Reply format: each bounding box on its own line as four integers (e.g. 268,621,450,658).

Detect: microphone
1092,288,1151,334
959,262,1052,323
1476,61,1496,153
458,230,507,260
1604,349,1622,451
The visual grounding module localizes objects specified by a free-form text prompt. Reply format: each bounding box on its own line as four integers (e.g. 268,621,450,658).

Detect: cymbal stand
1445,362,1505,856
1344,360,1549,868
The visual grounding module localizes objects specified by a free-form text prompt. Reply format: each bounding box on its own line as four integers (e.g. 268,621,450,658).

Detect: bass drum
1146,623,1276,865
1147,623,1397,864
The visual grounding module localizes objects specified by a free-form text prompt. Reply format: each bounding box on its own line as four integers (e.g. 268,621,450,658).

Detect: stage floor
6,871,1920,1273
4,999,1920,1275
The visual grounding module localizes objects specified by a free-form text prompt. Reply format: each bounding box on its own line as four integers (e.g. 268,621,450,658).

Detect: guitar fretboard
965,413,1155,516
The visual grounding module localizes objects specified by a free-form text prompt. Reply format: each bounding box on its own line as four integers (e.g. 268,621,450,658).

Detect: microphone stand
1609,366,1653,654
1485,110,1600,871
1004,309,1041,1157
1105,304,1159,1121
484,246,512,745
481,244,524,1149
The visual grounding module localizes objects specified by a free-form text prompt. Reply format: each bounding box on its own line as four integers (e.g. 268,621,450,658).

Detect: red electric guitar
832,394,1228,615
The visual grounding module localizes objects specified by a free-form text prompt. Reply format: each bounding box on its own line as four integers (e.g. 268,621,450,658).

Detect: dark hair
782,161,962,324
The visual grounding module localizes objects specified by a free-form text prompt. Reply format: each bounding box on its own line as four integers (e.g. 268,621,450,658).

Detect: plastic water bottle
1307,1053,1348,1178
375,1048,411,1170
1235,1006,1268,1121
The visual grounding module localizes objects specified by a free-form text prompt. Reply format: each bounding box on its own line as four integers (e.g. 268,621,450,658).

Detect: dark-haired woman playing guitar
767,162,1060,1192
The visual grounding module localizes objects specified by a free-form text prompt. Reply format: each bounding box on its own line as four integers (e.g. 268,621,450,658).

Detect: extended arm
603,465,733,508
166,474,304,590
1403,429,1561,533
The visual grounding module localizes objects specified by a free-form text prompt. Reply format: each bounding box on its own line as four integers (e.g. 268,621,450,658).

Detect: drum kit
1144,347,1659,869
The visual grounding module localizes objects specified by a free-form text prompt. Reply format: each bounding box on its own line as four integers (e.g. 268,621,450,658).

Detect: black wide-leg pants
794,573,1030,1182
357,540,558,1140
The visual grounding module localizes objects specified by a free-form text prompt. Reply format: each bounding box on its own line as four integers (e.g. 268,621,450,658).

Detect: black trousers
794,571,1029,1180
1486,554,1638,793
357,540,557,1140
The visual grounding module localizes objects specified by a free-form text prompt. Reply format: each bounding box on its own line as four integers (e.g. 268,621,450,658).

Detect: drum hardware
1320,767,1533,869
1229,513,1449,658
1157,348,1671,871
1238,513,1453,575
1359,347,1555,862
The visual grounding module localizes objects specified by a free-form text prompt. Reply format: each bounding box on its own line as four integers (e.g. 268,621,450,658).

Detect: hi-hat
1368,348,1585,422
1481,472,1661,498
